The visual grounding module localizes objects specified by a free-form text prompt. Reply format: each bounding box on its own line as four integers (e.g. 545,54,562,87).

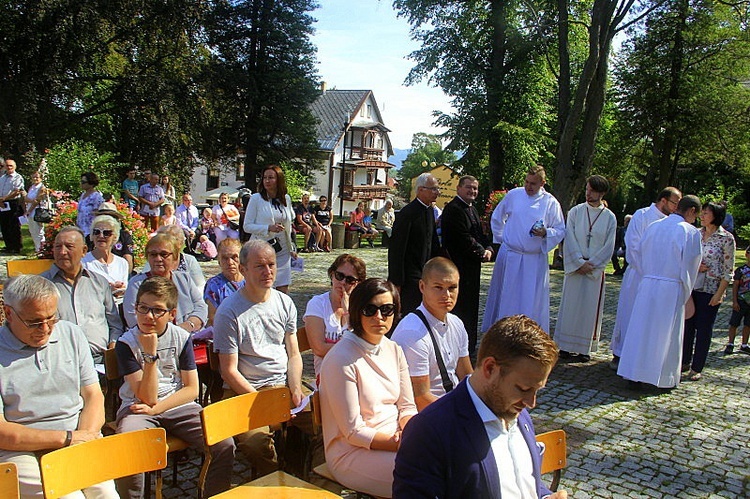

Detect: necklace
585,205,605,248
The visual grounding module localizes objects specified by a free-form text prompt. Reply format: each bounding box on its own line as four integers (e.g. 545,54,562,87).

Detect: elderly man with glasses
388,172,442,316
0,274,118,498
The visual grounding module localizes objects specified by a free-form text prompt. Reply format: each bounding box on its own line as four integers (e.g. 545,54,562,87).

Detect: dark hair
701,201,726,227
137,276,179,310
587,175,609,194
328,254,367,282
478,315,559,369
677,195,701,215
657,187,680,203
458,175,478,187
81,171,100,188
258,165,288,206
348,278,400,336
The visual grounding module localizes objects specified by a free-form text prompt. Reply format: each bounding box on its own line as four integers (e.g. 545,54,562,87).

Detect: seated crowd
0,192,566,499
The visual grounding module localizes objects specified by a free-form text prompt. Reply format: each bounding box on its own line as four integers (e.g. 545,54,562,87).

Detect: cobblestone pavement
3,247,749,497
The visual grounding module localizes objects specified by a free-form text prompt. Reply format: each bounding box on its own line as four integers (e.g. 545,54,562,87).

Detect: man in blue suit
393,314,567,499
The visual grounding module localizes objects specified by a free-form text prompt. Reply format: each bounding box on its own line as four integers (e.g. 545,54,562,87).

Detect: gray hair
91,215,121,242
240,239,275,266
57,225,85,242
415,173,434,189
156,224,186,247
4,275,60,309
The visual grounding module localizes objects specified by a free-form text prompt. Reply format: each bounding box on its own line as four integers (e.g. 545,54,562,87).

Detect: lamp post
339,114,350,216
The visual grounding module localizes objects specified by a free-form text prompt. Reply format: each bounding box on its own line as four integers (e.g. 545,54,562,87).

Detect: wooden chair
536,429,567,492
0,462,18,499
102,347,191,491
199,387,338,498
39,428,167,499
6,258,54,277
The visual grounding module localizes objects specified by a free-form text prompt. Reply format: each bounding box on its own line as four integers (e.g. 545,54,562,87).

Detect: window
360,106,365,117
366,104,372,118
207,167,220,190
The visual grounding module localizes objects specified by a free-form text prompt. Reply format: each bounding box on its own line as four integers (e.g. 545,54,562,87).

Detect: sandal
683,370,702,381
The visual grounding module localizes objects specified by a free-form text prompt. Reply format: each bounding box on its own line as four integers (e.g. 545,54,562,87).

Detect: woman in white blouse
24,171,47,252
243,165,296,293
82,215,130,304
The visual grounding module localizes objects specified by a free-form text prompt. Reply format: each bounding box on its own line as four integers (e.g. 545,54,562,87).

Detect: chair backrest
296,326,311,353
0,462,18,499
536,429,566,492
40,427,168,499
104,347,120,381
200,386,292,446
6,259,54,277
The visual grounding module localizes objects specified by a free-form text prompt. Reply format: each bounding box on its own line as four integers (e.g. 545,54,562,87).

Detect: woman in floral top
77,171,105,241
682,201,735,381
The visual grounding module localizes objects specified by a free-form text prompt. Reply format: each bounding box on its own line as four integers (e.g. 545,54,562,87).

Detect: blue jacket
393,378,552,498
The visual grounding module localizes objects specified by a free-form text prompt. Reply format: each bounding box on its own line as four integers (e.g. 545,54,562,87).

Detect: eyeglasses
92,228,114,237
9,307,60,330
333,270,359,285
147,251,174,259
134,303,170,318
361,303,396,317
420,185,440,192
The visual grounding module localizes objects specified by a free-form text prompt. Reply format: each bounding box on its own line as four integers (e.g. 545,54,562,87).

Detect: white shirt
391,304,468,397
466,377,537,499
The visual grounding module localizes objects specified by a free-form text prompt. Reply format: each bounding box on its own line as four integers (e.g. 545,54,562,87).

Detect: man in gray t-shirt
213,239,303,476
0,275,117,498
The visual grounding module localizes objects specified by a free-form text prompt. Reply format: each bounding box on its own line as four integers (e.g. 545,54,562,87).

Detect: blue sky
311,0,452,150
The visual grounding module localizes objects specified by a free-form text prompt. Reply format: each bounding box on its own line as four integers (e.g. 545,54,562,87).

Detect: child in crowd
160,203,177,227
725,246,750,355
195,234,218,261
115,276,234,498
361,206,379,248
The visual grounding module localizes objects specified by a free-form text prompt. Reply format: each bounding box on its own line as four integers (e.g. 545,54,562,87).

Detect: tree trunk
487,0,508,191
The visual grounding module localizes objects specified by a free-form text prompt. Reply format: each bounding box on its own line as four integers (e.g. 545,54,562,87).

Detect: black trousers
683,290,721,373
0,201,23,251
452,261,481,354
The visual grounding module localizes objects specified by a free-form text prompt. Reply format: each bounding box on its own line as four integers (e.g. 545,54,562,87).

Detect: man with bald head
41,226,123,364
0,158,25,254
388,172,442,315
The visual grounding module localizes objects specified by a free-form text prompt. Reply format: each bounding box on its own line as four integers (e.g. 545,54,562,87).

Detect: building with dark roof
309,86,396,216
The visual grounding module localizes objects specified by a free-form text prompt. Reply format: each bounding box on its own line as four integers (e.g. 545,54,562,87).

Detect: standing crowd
0,155,745,498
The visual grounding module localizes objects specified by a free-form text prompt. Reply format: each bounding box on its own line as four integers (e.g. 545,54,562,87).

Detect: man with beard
393,314,566,498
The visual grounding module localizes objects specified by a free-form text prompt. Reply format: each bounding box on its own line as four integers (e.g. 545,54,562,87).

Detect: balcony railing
349,147,384,161
343,184,391,200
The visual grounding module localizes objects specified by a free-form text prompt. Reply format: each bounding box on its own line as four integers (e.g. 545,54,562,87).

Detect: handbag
33,207,53,223
267,237,283,253
220,205,240,231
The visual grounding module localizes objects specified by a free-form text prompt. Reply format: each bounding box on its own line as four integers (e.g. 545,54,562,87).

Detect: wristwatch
142,352,159,364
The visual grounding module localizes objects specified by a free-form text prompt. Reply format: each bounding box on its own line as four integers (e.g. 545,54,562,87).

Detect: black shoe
724,344,734,355
571,354,591,363
740,345,750,355
559,350,572,359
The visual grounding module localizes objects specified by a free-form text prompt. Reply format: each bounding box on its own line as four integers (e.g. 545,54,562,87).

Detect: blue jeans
683,291,720,373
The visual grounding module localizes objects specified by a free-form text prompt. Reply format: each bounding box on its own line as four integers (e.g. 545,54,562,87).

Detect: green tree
204,0,321,190
397,133,457,200
394,0,556,191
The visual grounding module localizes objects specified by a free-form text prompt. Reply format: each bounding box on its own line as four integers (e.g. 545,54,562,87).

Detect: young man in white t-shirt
392,257,474,411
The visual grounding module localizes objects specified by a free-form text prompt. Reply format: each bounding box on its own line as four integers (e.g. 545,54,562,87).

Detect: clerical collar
416,198,430,208
457,196,472,207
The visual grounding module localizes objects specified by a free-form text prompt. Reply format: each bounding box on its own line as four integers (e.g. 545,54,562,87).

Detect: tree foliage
396,133,457,200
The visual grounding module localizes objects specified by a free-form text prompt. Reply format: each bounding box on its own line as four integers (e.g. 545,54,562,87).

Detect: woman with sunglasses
319,278,417,498
304,254,366,378
122,233,207,331
82,214,129,304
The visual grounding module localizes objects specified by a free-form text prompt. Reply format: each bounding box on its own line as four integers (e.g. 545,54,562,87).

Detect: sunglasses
333,270,359,285
361,303,396,318
134,303,170,318
92,228,113,237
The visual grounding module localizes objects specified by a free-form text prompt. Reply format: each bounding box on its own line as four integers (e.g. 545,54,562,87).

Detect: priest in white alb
554,175,616,362
618,195,702,389
482,165,565,333
610,187,682,368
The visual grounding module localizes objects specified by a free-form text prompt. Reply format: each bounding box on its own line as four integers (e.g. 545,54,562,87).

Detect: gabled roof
310,89,393,155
